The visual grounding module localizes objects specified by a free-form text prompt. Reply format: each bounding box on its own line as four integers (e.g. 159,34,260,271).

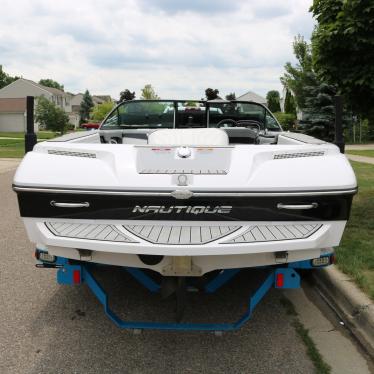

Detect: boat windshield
100,100,281,131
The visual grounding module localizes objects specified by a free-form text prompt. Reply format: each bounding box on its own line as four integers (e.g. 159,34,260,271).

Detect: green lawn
0,138,25,158
346,150,374,158
336,161,374,299
0,131,58,139
0,133,58,158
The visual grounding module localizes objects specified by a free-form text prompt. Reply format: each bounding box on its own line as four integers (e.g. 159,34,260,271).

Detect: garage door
0,113,25,132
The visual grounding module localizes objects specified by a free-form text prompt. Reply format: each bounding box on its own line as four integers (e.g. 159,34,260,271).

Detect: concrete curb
312,265,374,358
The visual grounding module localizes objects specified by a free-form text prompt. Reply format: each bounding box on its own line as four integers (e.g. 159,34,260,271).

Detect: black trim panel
16,191,354,221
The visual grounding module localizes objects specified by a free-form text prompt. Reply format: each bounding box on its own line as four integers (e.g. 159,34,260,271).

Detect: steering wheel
236,120,262,133
216,119,238,128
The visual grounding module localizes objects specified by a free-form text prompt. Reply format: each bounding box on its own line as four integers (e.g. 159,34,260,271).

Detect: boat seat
148,128,229,146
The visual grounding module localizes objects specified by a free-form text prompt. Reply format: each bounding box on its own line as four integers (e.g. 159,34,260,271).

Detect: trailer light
276,273,284,288
311,256,330,267
37,251,56,263
73,270,81,284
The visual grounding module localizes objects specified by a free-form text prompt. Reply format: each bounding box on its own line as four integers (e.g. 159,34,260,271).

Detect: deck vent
47,150,96,158
139,169,227,175
274,151,325,159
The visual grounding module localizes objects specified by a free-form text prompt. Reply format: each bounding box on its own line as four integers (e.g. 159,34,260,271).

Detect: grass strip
0,132,59,158
280,296,331,374
294,320,331,374
336,161,374,299
346,150,374,158
0,131,57,139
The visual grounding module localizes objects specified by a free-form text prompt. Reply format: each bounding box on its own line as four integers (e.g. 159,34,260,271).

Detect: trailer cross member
54,257,305,332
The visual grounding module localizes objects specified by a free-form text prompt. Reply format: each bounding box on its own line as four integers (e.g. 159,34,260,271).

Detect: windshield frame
100,99,281,131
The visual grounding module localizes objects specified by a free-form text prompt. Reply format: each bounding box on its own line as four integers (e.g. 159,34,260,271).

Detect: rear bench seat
148,128,229,146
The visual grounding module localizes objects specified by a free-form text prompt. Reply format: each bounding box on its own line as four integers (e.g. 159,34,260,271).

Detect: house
236,91,267,106
70,93,112,115
0,78,78,131
0,98,29,132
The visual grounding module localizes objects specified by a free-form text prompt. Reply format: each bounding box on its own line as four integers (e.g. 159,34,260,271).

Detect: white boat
13,100,357,278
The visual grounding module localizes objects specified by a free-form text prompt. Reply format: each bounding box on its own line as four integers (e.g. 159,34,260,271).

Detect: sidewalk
0,158,21,174
346,144,374,150
346,154,374,165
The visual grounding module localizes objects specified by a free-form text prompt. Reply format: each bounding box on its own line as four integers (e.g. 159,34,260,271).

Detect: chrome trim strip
134,145,235,148
277,203,318,210
13,185,358,197
50,201,90,208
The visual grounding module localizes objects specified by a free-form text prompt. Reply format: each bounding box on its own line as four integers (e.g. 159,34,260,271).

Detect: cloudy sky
1,0,315,99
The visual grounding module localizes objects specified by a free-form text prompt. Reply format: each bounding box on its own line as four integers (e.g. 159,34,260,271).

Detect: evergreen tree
266,90,281,112
281,36,338,140
284,90,297,116
302,81,337,140
79,90,94,123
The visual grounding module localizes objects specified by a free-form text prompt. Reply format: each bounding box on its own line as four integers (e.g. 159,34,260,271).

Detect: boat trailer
35,251,333,332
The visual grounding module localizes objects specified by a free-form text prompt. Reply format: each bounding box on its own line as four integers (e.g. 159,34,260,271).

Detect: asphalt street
0,167,371,374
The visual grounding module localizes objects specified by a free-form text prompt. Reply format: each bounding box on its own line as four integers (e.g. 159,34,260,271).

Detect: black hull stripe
16,191,354,221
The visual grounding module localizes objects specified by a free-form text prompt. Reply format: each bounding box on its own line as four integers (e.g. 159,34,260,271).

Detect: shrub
273,112,296,131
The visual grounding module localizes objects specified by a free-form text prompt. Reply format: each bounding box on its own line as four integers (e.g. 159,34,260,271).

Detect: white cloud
0,0,315,99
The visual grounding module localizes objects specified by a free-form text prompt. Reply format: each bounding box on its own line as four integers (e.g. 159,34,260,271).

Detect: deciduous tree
205,88,219,100
140,84,160,100
280,36,337,140
35,96,69,134
311,0,374,121
0,65,18,89
280,35,314,110
91,101,115,121
119,89,136,102
225,92,236,101
38,79,64,91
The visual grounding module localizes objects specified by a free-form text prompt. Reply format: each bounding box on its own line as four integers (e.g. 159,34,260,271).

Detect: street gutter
312,265,374,358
